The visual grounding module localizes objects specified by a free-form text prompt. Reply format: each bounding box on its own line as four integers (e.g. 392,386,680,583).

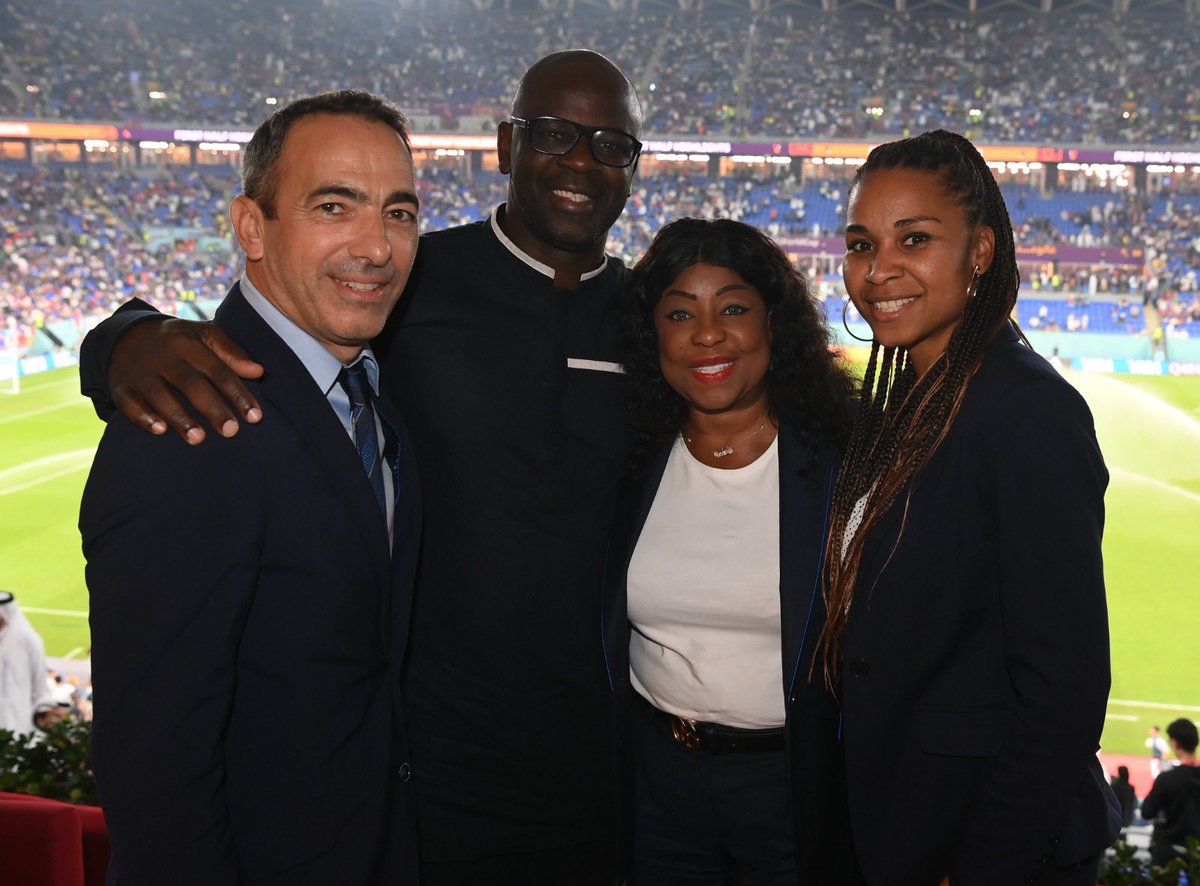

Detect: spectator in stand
2,1,1200,143
1109,765,1138,828
1141,718,1200,866
0,592,65,735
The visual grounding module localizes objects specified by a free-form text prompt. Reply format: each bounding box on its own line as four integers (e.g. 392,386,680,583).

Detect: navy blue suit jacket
601,425,862,882
81,285,421,884
840,327,1121,884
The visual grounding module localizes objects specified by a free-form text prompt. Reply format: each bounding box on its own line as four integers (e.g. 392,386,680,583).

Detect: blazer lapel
215,286,393,590
778,427,838,700
601,444,672,689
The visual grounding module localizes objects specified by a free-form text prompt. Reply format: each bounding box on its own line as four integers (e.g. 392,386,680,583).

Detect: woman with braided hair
821,130,1121,884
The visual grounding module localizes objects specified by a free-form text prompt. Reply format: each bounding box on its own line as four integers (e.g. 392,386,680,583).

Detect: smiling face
497,54,640,272
655,262,772,420
843,166,994,375
232,113,419,362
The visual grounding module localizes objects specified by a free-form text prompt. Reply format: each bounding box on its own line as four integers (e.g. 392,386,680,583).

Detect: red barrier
0,792,109,886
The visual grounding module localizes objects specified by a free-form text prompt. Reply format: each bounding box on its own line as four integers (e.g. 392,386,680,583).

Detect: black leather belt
647,701,786,755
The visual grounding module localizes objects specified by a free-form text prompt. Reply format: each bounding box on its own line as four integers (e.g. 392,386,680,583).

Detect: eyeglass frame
508,115,643,169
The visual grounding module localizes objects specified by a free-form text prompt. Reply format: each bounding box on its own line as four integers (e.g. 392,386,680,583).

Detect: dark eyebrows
894,215,941,228
662,282,754,300
305,184,420,209
387,189,421,210
307,184,366,204
844,215,942,235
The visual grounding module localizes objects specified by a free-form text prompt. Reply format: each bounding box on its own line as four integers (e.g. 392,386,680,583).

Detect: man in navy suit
80,90,423,884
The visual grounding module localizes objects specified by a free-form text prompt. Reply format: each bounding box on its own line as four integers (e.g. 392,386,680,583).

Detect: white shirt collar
488,204,609,282
239,273,380,396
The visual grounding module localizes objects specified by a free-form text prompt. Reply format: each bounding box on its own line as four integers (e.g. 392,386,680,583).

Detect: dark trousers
419,839,619,886
631,695,798,886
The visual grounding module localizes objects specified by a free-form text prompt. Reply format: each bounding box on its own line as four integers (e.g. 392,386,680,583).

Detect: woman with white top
602,218,858,884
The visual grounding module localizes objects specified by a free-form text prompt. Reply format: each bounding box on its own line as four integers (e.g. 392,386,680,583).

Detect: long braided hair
815,130,1025,688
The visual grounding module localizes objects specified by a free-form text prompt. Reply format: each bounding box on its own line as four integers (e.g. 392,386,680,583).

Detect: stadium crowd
5,164,1200,342
0,167,237,336
0,0,1197,144
2,0,1199,344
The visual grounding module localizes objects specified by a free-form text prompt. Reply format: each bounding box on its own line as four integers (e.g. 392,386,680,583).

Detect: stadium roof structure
487,0,1199,15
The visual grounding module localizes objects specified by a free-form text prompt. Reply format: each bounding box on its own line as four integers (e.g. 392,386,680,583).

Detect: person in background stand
820,130,1121,884
1109,765,1137,828
0,592,64,735
78,50,642,885
1141,718,1200,867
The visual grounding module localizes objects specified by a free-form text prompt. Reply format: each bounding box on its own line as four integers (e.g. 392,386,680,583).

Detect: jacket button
398,762,412,782
850,657,870,677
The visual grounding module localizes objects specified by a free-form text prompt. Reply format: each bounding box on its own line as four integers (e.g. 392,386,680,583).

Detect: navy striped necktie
339,361,388,516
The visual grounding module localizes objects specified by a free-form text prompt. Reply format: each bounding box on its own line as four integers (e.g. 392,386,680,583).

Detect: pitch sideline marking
1109,467,1200,505
1109,698,1200,713
0,399,91,425
0,448,96,495
23,607,90,618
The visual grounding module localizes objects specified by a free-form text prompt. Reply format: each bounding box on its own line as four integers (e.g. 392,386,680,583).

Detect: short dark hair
241,89,410,219
619,217,855,474
1167,718,1198,754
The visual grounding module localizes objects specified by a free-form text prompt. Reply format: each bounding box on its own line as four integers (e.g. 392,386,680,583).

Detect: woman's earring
967,264,981,300
842,300,874,343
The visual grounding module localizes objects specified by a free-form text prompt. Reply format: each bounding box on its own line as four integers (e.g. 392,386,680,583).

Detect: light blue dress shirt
239,275,395,536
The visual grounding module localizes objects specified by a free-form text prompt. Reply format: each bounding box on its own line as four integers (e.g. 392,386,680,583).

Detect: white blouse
627,436,784,729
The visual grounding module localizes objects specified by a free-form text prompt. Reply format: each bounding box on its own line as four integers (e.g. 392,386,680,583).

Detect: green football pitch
1,364,1197,756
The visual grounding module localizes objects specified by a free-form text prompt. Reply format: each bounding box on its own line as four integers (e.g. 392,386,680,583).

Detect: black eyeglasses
510,116,642,169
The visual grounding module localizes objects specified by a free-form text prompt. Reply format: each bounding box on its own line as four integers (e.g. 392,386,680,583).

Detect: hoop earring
842,300,874,343
967,264,981,300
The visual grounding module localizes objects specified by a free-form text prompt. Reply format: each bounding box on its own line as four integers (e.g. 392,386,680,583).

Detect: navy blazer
82,285,421,885
840,327,1121,884
601,425,861,883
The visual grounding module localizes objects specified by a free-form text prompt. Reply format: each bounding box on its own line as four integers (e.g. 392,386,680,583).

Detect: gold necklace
685,416,772,459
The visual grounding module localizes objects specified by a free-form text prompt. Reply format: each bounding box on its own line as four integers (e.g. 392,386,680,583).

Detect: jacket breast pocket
919,704,1012,757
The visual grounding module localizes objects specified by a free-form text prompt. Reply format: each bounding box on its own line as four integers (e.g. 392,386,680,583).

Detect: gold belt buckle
669,715,700,750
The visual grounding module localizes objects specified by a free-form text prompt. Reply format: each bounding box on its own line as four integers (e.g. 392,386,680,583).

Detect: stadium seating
2,2,1198,342
0,1,1197,143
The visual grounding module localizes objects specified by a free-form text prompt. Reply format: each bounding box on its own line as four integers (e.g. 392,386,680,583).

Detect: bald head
497,49,642,283
512,50,643,137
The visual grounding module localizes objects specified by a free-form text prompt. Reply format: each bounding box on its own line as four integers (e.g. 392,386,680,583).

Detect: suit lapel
215,286,392,590
601,444,672,687
778,427,837,700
